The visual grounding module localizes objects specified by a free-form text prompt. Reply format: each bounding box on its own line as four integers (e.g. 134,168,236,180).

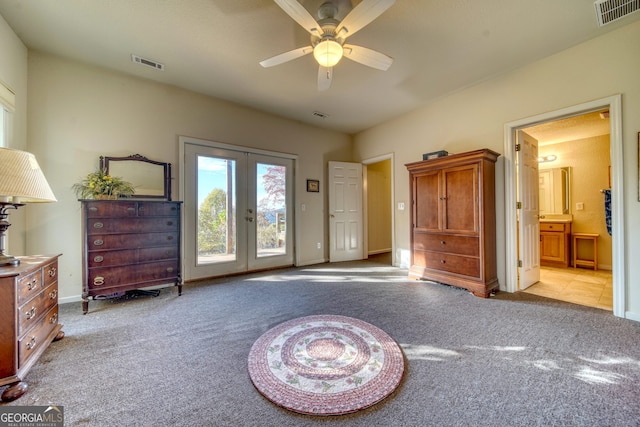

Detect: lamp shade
313,39,343,68
0,147,57,203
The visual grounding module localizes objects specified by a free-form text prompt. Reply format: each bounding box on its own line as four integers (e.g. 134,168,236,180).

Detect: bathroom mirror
101,154,171,200
539,166,570,215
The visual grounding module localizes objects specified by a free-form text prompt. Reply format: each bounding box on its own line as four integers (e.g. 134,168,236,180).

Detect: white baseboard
296,258,327,266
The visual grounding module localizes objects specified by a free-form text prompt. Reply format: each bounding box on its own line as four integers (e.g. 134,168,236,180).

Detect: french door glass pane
197,155,236,265
256,162,286,258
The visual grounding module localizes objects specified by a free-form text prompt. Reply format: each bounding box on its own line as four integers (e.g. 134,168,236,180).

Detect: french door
183,142,294,281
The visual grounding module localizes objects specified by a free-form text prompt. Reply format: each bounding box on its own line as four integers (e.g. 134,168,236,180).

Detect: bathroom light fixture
538,154,557,163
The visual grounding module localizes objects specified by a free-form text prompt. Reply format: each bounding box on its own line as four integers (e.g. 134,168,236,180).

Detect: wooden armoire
406,149,500,297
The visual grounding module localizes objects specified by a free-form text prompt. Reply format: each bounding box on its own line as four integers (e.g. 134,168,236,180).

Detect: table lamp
0,147,57,266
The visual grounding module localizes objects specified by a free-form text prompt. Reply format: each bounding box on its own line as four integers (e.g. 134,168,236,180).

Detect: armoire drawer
413,233,479,257
415,250,480,278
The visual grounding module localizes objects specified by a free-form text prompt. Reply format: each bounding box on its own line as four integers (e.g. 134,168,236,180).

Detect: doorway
504,95,625,318
363,154,395,266
181,138,295,281
519,111,613,310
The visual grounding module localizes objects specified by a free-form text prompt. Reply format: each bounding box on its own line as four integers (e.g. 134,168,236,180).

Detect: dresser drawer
137,202,180,217
414,250,480,278
413,233,479,256
87,232,179,251
540,222,566,232
88,246,179,268
18,283,58,336
85,201,138,217
18,305,59,368
42,259,58,289
18,269,43,304
87,217,179,234
88,260,180,290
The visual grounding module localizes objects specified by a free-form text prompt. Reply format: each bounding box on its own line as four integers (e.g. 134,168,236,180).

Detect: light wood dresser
0,255,64,401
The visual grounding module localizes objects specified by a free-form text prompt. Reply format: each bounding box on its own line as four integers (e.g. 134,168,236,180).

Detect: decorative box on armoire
406,149,500,298
80,200,182,314
0,255,64,401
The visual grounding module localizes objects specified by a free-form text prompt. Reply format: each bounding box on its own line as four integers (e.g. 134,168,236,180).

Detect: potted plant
73,168,135,199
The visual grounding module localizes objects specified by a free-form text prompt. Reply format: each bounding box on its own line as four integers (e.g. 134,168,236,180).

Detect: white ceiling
0,0,638,134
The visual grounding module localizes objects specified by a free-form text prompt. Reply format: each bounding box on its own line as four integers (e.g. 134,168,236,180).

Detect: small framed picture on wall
307,179,319,192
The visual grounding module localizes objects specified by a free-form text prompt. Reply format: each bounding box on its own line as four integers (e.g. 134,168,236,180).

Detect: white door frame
362,153,396,266
178,136,298,280
503,94,625,318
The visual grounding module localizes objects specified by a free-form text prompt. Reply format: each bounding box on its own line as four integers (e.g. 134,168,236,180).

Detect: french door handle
246,216,254,222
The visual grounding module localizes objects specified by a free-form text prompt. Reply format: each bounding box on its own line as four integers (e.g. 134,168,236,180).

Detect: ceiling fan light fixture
313,39,343,67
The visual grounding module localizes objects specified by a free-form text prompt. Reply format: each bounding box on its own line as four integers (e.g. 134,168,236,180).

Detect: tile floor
522,266,613,310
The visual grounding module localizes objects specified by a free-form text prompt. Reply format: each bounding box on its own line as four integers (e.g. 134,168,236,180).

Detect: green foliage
198,188,232,255
72,169,135,199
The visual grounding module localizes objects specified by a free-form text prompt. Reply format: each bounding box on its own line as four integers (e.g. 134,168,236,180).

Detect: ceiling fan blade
273,0,323,36
260,46,313,68
317,66,333,91
343,44,393,71
335,0,395,39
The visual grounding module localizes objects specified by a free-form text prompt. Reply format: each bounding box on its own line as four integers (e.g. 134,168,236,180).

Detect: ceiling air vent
131,54,165,71
313,111,329,119
594,0,640,26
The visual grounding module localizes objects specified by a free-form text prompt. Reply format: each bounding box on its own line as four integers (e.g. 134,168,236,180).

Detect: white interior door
517,130,541,289
184,143,293,281
329,161,363,262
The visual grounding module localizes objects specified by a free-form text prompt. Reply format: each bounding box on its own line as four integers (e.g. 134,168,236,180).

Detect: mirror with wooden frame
100,154,171,200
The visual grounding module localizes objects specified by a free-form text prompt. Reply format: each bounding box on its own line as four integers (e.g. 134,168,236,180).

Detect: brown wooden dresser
0,255,64,401
406,149,500,297
81,200,182,314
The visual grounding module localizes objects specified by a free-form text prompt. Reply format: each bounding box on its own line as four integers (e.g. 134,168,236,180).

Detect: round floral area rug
247,315,405,415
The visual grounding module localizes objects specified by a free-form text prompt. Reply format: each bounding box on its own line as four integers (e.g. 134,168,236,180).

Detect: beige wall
539,136,612,268
353,20,640,320
0,14,28,255
18,52,351,301
366,160,392,254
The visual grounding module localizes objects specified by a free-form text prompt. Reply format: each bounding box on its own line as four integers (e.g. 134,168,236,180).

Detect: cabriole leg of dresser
178,284,182,296
82,298,89,315
1,381,28,402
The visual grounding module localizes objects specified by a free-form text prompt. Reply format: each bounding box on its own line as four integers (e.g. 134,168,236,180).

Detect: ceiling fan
260,0,395,91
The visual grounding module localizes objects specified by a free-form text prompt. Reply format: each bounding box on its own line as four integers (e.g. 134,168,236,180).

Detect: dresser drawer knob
24,306,37,319
94,239,104,246
440,259,446,264
94,255,104,263
127,207,136,212
25,336,37,351
139,206,146,212
50,313,58,324
440,240,446,245
49,289,58,300
93,222,104,229
47,267,57,278
93,276,105,286
27,278,38,290
167,236,173,241
166,267,174,273
89,206,98,212
166,221,174,226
